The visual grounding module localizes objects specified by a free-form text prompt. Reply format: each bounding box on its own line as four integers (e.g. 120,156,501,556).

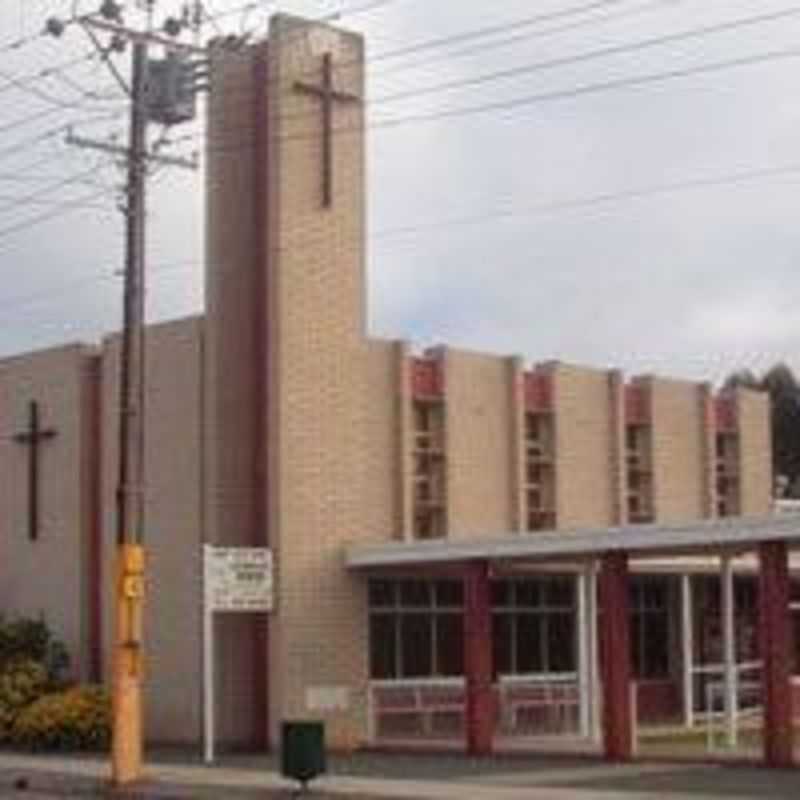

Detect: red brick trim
599,551,633,761
759,541,793,768
251,48,270,752
85,355,103,684
463,561,493,756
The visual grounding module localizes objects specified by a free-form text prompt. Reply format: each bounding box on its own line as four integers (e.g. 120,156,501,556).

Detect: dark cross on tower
294,52,361,208
13,401,58,542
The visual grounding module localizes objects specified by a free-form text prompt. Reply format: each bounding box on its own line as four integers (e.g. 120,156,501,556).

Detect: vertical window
492,612,513,678
517,614,544,673
791,581,800,675
629,577,671,680
400,614,433,677
368,578,464,680
369,615,396,680
436,614,464,676
491,577,576,676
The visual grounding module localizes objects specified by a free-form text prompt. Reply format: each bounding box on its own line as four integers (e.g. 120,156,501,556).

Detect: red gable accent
625,385,650,426
411,358,444,398
524,372,552,412
715,395,737,433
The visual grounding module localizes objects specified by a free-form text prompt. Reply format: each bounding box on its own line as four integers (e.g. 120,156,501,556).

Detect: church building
0,14,792,761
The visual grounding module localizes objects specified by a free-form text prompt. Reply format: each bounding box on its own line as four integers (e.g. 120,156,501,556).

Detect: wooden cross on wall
13,401,58,542
294,52,361,208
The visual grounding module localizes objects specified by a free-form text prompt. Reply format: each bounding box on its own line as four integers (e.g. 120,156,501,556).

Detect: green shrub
0,616,68,683
11,686,110,752
0,660,48,742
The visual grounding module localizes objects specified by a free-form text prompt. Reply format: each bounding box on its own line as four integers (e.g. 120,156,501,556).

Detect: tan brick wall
551,363,616,529
262,15,387,749
101,317,204,744
0,344,95,680
607,370,626,525
699,385,716,519
444,348,515,538
736,387,772,516
362,340,402,543
648,377,706,523
395,342,413,540
509,357,525,532
204,38,270,746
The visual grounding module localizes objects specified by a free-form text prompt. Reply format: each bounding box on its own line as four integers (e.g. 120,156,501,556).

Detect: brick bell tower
205,14,367,748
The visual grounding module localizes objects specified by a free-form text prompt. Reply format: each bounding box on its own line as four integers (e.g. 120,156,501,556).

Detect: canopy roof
346,515,800,570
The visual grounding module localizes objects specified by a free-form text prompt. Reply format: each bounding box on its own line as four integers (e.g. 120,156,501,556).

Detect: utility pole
112,37,148,785
46,1,203,786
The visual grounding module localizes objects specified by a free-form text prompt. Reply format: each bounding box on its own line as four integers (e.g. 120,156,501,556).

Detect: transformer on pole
46,1,204,786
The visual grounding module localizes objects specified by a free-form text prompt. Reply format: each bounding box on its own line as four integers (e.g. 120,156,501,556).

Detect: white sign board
202,545,273,764
306,686,350,714
204,546,274,612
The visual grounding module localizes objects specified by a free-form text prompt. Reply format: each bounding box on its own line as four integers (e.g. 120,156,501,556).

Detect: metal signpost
203,545,274,764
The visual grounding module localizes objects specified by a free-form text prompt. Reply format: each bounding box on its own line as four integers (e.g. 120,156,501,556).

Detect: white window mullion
431,612,438,677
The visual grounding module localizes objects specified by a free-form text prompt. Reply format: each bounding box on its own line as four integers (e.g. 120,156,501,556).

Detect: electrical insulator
110,33,128,53
163,16,183,37
99,0,124,22
44,17,65,37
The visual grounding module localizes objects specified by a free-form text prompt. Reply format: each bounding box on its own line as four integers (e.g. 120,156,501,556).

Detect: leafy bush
0,616,69,683
11,686,110,752
0,660,48,742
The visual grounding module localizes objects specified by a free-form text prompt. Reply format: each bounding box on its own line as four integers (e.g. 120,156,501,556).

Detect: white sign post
203,545,273,764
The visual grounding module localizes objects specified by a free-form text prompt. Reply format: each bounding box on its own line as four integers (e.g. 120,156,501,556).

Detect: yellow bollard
111,544,145,786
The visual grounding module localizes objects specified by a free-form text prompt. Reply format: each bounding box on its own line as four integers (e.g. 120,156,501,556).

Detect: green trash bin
281,720,326,789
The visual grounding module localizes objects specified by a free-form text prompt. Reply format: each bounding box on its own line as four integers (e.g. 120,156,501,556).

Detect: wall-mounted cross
13,400,58,542
294,52,361,208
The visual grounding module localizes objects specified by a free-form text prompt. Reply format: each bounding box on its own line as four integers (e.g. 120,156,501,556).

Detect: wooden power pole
47,1,202,785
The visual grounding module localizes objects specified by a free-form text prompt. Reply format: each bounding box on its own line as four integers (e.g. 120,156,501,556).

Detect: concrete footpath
0,752,798,799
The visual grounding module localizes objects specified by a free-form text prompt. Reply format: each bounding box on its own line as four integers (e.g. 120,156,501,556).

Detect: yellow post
111,544,145,786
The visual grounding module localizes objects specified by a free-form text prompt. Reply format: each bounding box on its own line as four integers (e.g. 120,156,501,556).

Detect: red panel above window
524,372,552,412
715,395,737,433
411,358,444,399
625,385,650,426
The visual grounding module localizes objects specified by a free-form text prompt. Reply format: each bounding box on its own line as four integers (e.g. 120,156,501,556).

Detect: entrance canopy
347,515,800,768
346,515,800,570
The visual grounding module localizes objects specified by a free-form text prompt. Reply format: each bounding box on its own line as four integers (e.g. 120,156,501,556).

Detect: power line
366,0,628,65
0,106,66,136
0,171,113,189
333,0,404,17
0,186,112,243
373,160,800,240
193,39,800,160
0,192,112,213
367,43,800,130
0,126,67,162
0,150,68,179
0,31,44,56
0,52,97,97
0,65,124,110
0,108,125,163
185,1,800,154
7,151,800,316
0,259,195,318
369,0,668,79
0,165,116,214
372,4,800,104
212,0,643,106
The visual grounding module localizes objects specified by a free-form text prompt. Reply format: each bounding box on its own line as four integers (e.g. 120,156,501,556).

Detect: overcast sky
2,0,800,384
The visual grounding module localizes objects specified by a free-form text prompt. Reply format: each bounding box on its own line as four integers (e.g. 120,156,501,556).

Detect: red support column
464,561,493,756
599,551,633,761
759,540,793,768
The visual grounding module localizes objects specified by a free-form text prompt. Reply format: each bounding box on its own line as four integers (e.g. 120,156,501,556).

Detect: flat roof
346,515,800,570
